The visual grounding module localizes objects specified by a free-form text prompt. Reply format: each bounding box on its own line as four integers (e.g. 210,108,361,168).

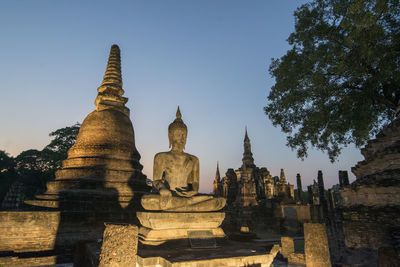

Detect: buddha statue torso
153,151,198,195
141,107,225,212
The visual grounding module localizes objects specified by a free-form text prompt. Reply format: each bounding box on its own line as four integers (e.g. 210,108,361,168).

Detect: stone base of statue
137,211,225,245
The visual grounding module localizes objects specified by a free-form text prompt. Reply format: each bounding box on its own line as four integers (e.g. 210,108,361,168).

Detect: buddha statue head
168,106,188,152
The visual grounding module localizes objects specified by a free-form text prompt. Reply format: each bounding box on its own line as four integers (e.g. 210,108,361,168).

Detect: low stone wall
0,211,60,252
137,244,280,267
341,205,400,249
0,210,109,255
0,255,57,266
280,204,311,222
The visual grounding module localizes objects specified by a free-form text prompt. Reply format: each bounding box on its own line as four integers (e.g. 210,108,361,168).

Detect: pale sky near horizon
0,1,363,192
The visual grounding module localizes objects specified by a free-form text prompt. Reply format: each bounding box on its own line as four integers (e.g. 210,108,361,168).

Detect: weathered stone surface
137,212,225,245
280,204,311,222
352,119,400,179
26,44,149,211
337,114,400,266
304,223,331,267
99,223,138,267
281,236,295,258
288,253,306,265
340,185,400,207
0,256,57,266
0,211,60,252
341,206,400,249
141,107,225,212
137,243,281,267
139,108,226,245
138,227,226,246
137,212,225,230
141,194,226,212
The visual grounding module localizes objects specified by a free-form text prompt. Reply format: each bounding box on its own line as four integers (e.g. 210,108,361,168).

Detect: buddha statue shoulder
141,107,226,212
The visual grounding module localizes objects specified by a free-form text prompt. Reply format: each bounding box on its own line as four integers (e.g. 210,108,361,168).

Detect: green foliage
0,150,17,203
265,0,400,161
42,122,81,172
0,123,80,202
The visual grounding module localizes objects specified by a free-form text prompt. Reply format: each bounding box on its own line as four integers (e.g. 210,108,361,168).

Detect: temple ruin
0,44,399,266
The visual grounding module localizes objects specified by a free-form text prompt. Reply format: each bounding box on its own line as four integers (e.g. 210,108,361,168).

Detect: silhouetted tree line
0,123,80,203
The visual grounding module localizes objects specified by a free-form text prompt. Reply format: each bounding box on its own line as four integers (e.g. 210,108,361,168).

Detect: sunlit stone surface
139,107,226,245
26,45,148,211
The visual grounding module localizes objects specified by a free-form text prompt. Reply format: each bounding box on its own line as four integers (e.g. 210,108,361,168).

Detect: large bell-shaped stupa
27,45,149,211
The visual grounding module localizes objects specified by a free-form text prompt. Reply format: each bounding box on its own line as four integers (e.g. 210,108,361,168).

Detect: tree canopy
265,0,399,162
0,123,80,203
42,123,81,171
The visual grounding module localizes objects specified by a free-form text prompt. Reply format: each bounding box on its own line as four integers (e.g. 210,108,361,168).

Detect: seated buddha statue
141,107,226,212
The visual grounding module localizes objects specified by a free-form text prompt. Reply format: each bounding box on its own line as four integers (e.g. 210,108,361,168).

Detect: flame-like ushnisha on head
168,106,188,148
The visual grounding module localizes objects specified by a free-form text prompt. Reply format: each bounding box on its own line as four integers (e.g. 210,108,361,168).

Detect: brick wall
0,211,60,252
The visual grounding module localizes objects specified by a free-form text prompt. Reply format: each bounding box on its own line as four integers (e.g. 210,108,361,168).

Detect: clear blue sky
0,1,363,192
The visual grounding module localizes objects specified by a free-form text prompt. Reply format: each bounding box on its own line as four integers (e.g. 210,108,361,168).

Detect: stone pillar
338,171,343,187
296,173,303,203
339,170,350,188
304,223,331,267
317,171,328,222
99,223,138,267
328,189,335,212
342,171,349,186
307,185,313,204
281,236,295,258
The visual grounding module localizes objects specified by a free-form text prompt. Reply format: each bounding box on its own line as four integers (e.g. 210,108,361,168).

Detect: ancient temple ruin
1,44,398,266
214,129,295,205
0,45,150,264
337,106,400,265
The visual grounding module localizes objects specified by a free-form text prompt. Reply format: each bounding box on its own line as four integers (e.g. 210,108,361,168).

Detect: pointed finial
215,161,221,180
244,126,249,141
280,168,287,183
176,106,182,120
95,44,128,109
98,44,124,96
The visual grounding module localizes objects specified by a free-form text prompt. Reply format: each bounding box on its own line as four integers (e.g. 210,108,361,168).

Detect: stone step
46,179,148,195
61,157,139,171
55,168,144,182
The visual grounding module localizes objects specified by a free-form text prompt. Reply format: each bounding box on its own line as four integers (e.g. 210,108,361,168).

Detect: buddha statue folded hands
141,107,226,212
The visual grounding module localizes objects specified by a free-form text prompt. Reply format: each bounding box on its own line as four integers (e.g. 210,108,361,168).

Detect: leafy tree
0,150,17,202
265,0,399,161
14,149,48,198
0,150,15,172
15,123,80,199
42,122,81,171
0,123,81,203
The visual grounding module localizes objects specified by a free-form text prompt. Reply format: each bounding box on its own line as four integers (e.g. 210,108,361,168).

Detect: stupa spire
99,44,123,95
95,44,128,111
242,127,254,166
244,126,249,142
280,168,287,184
215,162,221,182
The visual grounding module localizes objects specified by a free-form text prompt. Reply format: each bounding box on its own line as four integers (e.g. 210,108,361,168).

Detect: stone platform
137,212,225,245
83,239,280,267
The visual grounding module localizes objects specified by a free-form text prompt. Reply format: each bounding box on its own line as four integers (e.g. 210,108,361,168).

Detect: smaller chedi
138,107,226,245
214,130,295,206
